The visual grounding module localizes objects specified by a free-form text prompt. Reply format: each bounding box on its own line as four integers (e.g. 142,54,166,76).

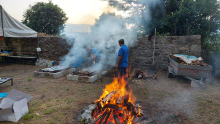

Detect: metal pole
153,28,156,64
37,33,39,48
37,33,40,59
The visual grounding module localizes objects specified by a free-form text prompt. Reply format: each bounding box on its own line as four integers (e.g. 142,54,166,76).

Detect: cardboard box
0,89,32,122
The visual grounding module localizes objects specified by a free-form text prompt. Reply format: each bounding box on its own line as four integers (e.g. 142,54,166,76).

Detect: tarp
0,5,37,37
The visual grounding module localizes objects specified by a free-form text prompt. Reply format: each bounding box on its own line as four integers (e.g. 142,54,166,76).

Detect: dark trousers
118,67,127,78
118,67,128,89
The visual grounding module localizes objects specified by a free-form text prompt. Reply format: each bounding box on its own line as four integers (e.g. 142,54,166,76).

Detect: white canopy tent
0,5,39,49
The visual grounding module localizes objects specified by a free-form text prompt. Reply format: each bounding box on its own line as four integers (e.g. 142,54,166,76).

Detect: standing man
87,46,101,64
116,39,129,80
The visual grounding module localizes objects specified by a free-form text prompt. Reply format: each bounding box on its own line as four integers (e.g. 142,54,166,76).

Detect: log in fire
91,76,143,124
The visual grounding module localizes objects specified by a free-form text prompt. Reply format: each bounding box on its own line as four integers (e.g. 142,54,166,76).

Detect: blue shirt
91,48,101,58
118,45,129,67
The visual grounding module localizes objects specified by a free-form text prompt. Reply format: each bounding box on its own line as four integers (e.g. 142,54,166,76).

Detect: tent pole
0,5,5,50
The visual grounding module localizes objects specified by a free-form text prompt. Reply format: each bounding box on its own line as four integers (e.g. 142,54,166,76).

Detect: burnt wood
123,119,128,124
102,91,117,102
113,113,121,124
92,107,97,117
99,110,108,124
102,104,120,111
103,110,112,124
92,114,103,124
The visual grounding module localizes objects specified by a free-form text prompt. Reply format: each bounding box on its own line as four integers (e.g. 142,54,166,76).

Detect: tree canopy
22,0,68,35
105,0,220,38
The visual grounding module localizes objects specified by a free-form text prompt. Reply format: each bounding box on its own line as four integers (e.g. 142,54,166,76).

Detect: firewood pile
92,91,143,124
170,54,206,66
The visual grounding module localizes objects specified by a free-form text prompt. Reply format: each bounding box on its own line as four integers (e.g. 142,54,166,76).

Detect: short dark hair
118,39,124,44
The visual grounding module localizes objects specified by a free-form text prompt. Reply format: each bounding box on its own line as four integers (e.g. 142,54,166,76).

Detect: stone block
72,75,79,81
63,70,69,75
67,74,73,80
38,72,45,77
48,73,54,78
78,75,97,83
69,68,76,73
34,71,40,77
53,72,62,79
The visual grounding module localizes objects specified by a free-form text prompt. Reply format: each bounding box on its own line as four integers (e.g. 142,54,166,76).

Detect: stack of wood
92,91,143,124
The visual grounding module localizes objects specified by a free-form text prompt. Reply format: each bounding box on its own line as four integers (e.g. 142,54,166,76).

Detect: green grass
136,88,149,98
27,78,32,81
44,107,58,114
33,115,42,120
65,98,75,104
23,113,34,120
217,120,220,124
171,114,177,118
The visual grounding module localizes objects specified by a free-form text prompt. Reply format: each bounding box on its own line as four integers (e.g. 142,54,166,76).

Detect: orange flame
93,74,140,124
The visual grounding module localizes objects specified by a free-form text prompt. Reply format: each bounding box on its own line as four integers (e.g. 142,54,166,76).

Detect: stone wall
0,37,71,63
0,35,201,70
129,35,201,70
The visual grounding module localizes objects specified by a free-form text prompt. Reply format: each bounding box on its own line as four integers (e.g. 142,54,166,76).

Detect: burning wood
91,76,143,124
103,110,112,124
102,91,118,102
113,113,122,124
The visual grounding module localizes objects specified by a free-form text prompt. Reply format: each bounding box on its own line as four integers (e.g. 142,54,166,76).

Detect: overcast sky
1,0,116,25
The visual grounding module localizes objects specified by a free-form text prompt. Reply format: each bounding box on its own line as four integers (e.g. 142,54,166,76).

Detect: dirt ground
0,64,220,124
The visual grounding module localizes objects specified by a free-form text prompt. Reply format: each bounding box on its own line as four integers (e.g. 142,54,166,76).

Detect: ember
91,76,142,124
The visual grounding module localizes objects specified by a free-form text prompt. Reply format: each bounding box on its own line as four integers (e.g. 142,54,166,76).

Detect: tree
22,0,68,35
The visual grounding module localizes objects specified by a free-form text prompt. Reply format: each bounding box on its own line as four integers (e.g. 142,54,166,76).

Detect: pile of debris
170,54,206,66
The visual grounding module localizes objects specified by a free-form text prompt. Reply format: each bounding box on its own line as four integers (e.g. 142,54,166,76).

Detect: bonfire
91,75,142,124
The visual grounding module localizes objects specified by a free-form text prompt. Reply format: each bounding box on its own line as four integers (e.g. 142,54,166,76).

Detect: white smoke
59,0,161,71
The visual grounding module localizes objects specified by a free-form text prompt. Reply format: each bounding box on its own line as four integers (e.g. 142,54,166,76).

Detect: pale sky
1,0,117,25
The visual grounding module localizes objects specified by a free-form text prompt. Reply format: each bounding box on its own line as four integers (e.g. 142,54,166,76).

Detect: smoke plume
60,0,161,71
